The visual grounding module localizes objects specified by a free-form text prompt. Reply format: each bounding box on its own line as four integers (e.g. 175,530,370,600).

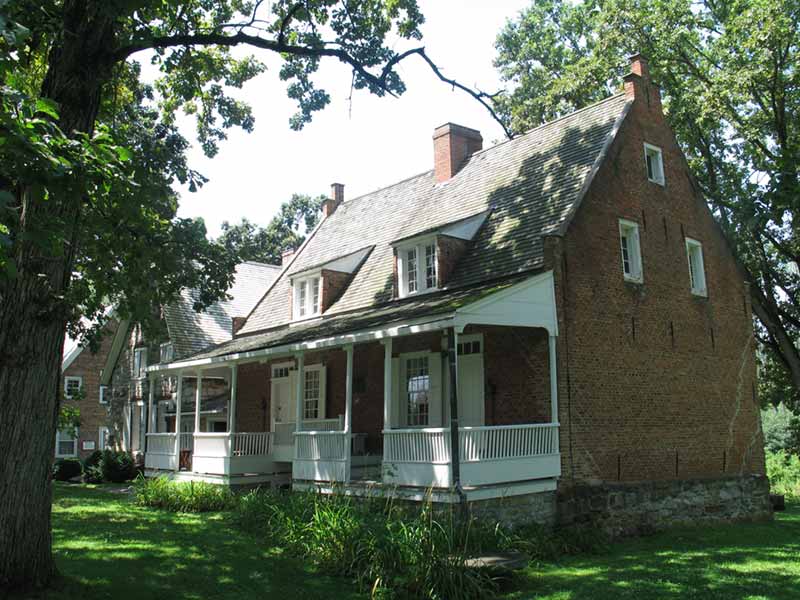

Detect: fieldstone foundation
468,490,558,528
556,474,772,537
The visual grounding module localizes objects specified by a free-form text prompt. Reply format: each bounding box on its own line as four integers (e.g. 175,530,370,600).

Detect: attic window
685,238,707,297
398,238,437,298
293,274,321,319
644,143,665,185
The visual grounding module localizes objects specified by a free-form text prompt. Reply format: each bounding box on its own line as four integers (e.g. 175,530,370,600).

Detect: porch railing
459,423,559,462
179,432,194,452
273,416,344,446
192,432,273,457
383,428,451,463
294,431,348,460
146,432,176,454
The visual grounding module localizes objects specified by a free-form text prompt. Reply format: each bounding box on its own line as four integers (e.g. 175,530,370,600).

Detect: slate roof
239,93,630,338
163,261,280,358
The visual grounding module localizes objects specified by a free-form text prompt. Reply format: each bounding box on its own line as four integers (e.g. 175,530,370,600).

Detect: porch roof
149,273,548,372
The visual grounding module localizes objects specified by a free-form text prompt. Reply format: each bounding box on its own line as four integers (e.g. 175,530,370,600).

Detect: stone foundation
468,491,558,528
556,475,772,537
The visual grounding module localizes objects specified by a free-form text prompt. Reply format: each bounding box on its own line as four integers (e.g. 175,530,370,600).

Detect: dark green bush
83,450,103,470
99,450,137,483
53,458,83,481
134,475,236,512
83,465,104,484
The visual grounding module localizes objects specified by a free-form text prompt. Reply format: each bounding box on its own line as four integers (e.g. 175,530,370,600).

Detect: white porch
144,272,562,497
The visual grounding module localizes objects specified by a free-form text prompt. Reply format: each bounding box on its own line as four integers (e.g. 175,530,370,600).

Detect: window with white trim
99,385,110,405
293,275,322,319
64,376,82,400
686,238,707,296
303,369,321,419
619,219,643,282
99,426,111,450
405,356,430,426
55,429,78,457
644,143,665,185
160,342,174,363
133,347,148,379
398,238,438,298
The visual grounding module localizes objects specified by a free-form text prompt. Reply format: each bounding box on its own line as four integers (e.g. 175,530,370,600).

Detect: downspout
447,328,467,509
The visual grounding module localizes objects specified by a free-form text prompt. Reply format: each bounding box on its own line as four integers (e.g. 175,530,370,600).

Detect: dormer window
398,238,438,298
293,274,321,319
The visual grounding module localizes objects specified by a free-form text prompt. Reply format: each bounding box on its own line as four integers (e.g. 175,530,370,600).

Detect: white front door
457,334,485,427
271,364,295,424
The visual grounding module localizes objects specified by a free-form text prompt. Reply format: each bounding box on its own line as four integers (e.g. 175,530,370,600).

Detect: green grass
510,504,800,600
31,483,361,600
16,484,800,599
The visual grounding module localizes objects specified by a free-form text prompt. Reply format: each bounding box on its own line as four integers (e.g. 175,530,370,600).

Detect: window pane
311,278,320,314
304,370,320,420
299,281,307,317
646,154,654,180
406,248,418,293
425,244,437,289
620,233,631,275
406,357,430,426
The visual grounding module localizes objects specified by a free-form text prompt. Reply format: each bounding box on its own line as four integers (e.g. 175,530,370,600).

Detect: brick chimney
281,248,295,266
433,123,483,183
623,53,662,112
232,316,247,336
322,182,344,217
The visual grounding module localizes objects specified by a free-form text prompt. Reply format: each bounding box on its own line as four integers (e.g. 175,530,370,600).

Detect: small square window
619,219,643,283
644,143,665,185
99,385,110,405
686,238,707,296
64,376,82,400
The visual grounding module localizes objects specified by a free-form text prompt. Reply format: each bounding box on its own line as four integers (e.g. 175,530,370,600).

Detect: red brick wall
61,321,119,459
437,236,469,288
235,362,269,432
553,77,764,483
321,269,351,313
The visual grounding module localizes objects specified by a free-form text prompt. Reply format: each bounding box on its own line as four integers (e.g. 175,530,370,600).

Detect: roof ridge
239,260,281,269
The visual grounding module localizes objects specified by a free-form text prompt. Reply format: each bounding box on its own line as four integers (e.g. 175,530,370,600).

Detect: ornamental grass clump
134,475,236,512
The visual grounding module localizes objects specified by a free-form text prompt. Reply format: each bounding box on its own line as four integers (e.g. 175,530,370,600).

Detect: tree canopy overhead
495,0,800,401
0,0,508,590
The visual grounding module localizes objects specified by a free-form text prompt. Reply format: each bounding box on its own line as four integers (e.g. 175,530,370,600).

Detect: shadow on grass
506,504,800,600
18,484,361,600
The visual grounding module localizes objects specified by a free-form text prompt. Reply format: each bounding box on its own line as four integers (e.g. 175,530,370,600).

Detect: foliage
218,194,325,265
767,450,800,499
98,450,137,484
494,0,800,395
762,404,800,454
52,458,82,482
133,475,236,512
57,404,81,438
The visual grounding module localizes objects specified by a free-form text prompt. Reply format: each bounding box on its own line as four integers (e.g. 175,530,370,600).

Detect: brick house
58,261,279,463
143,55,770,530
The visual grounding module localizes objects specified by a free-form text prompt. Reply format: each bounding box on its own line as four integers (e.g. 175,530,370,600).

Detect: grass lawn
15,483,800,599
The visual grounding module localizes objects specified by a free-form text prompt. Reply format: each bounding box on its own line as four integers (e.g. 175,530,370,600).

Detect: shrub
134,476,236,512
53,458,83,481
766,449,800,499
83,450,103,470
99,450,137,483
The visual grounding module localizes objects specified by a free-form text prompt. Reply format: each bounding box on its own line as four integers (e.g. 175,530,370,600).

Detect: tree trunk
0,1,115,589
751,286,800,393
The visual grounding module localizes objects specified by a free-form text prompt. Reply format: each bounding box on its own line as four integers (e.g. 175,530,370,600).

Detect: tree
0,0,504,589
494,0,800,398
219,193,325,264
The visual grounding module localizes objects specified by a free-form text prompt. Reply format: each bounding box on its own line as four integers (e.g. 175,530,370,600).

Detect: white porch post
294,352,305,458
194,369,203,434
229,364,238,433
382,338,393,430
174,371,183,471
344,344,354,482
548,334,559,452
146,376,155,452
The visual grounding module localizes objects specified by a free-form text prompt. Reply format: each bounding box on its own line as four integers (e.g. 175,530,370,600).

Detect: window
272,365,290,379
99,426,111,450
55,429,78,457
398,238,438,298
160,342,174,363
64,376,82,400
406,356,430,426
133,347,148,378
99,385,110,405
304,369,321,419
686,238,707,296
457,340,482,355
293,275,322,319
619,219,643,282
644,143,665,185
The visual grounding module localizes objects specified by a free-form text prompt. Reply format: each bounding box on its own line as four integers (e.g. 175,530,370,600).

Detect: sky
163,1,531,238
